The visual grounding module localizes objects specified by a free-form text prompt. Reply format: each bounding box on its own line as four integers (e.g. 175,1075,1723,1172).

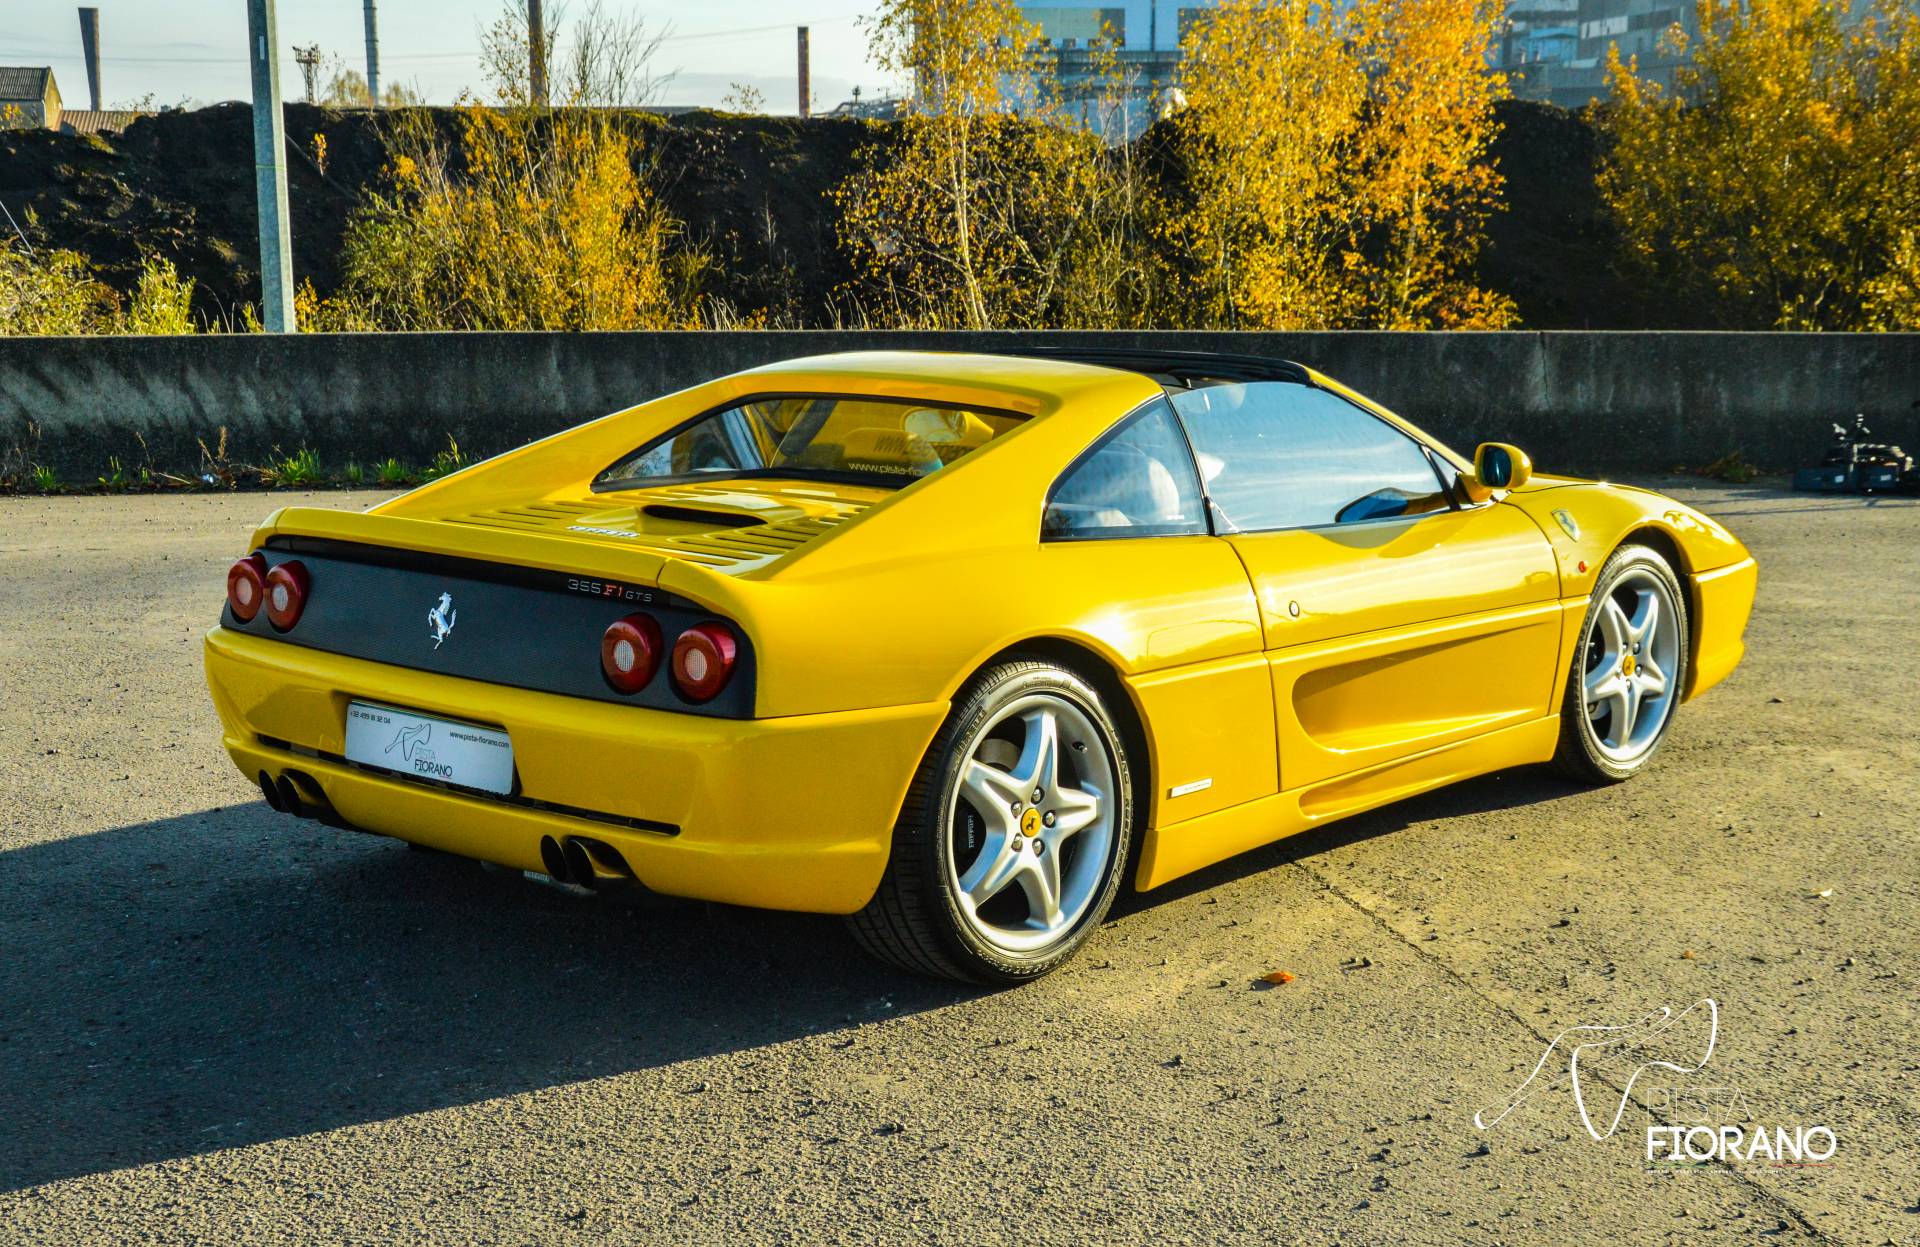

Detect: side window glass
1169,383,1451,532
1043,400,1209,540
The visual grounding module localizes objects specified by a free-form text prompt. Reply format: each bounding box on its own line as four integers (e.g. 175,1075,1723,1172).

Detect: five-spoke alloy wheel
1554,545,1690,782
850,660,1134,984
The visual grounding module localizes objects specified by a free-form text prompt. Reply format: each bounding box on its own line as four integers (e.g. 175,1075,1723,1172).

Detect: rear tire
847,660,1134,985
1553,544,1689,784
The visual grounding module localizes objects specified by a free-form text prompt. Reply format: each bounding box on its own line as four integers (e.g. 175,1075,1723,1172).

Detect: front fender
1506,480,1750,586
1506,481,1755,701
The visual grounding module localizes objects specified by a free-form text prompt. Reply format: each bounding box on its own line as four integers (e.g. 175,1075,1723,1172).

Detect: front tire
1553,544,1689,783
847,660,1134,985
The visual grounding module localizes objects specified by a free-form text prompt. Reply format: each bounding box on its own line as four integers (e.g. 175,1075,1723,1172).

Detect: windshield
594,395,1027,491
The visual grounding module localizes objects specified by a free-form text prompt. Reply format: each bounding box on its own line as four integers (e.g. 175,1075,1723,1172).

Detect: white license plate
344,701,514,795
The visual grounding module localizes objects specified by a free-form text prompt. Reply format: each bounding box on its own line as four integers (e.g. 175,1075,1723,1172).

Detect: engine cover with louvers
440,486,870,574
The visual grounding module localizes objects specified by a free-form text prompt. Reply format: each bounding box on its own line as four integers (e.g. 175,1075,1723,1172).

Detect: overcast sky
1,2,889,112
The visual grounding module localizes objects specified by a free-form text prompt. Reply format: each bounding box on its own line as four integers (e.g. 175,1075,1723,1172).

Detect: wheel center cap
1622,654,1637,677
1020,807,1041,837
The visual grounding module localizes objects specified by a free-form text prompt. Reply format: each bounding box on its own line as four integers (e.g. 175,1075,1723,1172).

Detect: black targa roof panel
997,346,1313,388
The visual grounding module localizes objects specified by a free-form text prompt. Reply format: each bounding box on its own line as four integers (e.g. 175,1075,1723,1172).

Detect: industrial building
1017,0,1674,128
0,67,64,130
1017,0,1719,118
0,66,140,136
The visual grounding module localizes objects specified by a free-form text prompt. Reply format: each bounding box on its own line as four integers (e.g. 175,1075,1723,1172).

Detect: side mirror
1464,442,1532,502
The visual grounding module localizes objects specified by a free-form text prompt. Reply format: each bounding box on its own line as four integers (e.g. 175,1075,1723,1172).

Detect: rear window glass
595,396,1026,491
1042,399,1209,540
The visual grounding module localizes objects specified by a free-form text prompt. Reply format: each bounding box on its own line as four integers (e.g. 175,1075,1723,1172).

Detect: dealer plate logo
386,720,432,762
344,702,515,795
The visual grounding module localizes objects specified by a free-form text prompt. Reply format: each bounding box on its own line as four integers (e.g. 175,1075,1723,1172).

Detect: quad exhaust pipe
538,834,639,890
257,768,646,894
257,768,358,831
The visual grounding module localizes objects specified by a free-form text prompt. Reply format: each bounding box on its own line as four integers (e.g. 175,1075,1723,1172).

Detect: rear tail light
671,623,738,703
600,613,663,693
263,560,310,631
226,553,268,622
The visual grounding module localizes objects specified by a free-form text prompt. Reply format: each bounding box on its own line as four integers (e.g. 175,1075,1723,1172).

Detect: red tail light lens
600,613,664,693
263,560,310,631
226,553,268,622
671,623,738,703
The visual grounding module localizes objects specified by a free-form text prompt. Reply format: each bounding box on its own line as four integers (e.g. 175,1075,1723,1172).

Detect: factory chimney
529,0,548,106
797,26,810,119
363,0,381,107
77,8,102,111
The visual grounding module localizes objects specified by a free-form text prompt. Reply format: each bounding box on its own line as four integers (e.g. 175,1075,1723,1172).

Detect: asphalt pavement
0,483,1914,1244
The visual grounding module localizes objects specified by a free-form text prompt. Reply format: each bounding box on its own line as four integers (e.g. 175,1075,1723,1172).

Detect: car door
1038,398,1280,829
1170,381,1562,793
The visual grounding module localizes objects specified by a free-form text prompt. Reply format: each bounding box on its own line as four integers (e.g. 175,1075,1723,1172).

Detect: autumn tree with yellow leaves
306,0,701,331
1163,0,1368,328
835,0,1158,329
1165,0,1514,329
1355,0,1518,328
1600,0,1920,330
1,250,198,336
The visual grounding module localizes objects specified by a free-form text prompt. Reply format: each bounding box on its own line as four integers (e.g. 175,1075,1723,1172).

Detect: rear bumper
204,627,946,913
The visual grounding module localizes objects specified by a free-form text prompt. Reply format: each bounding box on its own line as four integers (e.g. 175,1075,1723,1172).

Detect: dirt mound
0,100,1633,329
1,104,374,324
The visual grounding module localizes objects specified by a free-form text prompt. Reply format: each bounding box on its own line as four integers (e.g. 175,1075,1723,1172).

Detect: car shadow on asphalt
0,805,971,1193
0,768,1576,1192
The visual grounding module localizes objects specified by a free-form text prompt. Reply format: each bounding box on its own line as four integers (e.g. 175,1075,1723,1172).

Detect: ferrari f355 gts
205,350,1757,983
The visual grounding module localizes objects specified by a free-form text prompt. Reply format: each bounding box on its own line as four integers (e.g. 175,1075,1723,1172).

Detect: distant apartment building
1021,1,1231,137
1023,0,1728,124
1499,0,1701,107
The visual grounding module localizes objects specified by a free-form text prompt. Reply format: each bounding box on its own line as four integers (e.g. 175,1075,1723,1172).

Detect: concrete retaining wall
4,330,1917,482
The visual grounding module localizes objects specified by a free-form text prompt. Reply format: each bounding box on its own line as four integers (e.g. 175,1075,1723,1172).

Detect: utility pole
246,0,295,332
293,44,321,105
363,0,381,107
528,0,548,106
797,26,811,118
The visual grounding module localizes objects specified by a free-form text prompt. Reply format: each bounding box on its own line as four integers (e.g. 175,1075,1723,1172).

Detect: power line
3,16,861,66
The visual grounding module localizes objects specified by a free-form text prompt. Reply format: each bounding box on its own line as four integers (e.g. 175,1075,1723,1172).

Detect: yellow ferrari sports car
204,349,1757,984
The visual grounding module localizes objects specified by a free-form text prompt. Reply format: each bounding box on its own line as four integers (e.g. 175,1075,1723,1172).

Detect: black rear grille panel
225,537,756,718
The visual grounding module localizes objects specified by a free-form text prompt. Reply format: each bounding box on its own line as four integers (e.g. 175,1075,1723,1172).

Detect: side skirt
1134,715,1562,891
